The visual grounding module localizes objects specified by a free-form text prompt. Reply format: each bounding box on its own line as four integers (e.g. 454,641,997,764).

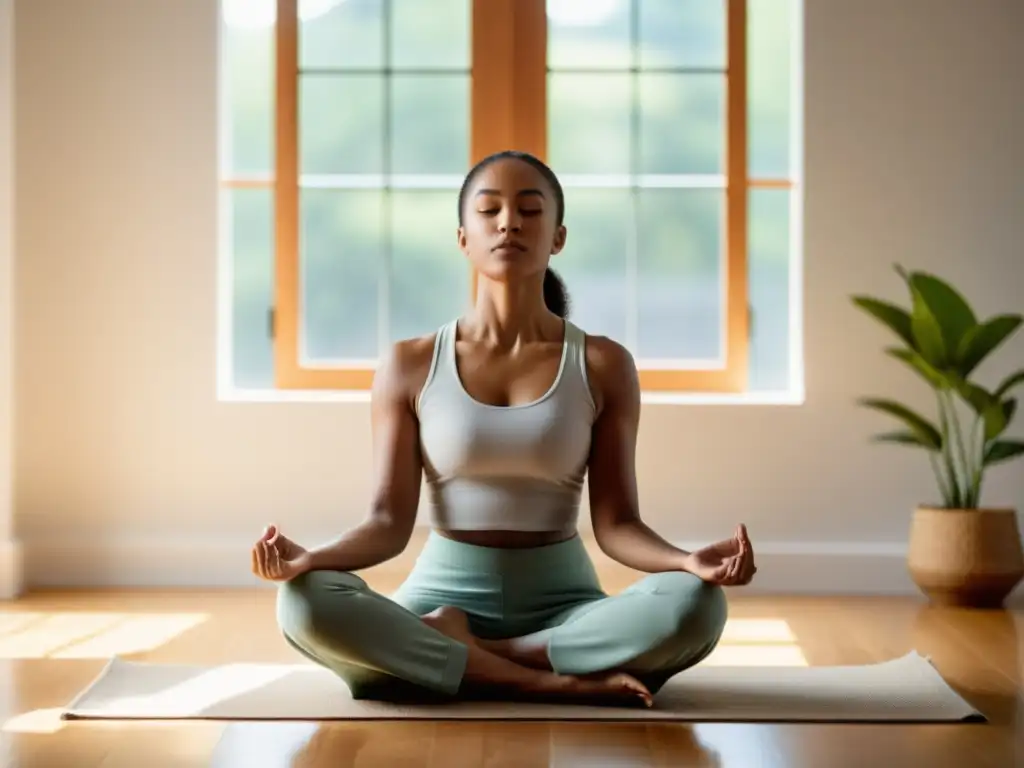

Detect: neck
467,274,558,347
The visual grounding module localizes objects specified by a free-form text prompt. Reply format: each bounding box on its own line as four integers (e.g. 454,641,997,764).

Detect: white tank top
415,318,596,532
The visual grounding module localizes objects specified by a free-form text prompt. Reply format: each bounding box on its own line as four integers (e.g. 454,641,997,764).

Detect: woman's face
458,158,566,284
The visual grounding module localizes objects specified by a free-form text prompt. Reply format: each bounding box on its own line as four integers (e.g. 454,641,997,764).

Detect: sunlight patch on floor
0,612,209,659
704,618,808,666
2,708,66,734
105,663,300,717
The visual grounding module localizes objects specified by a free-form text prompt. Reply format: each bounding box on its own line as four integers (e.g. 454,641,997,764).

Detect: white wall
11,0,1024,595
0,0,21,599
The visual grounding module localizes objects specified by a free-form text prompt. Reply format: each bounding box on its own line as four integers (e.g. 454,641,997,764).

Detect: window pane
228,188,274,388
555,189,631,346
220,15,272,175
300,0,382,70
636,189,722,362
749,189,792,391
390,191,467,343
749,0,793,177
390,76,469,174
548,74,631,175
547,0,631,70
301,190,383,361
639,74,725,175
639,0,726,69
391,0,469,69
300,76,384,175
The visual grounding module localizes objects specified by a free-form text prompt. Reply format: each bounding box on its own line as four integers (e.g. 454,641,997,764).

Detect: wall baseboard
0,538,24,599
16,533,935,597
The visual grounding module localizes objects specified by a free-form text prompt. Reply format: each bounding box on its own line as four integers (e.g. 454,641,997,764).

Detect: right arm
296,337,432,573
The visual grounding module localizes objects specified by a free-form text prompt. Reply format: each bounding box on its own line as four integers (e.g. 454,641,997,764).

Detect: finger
269,543,282,578
741,546,758,583
263,542,278,579
255,541,268,578
745,564,758,584
256,540,268,577
733,553,749,583
711,563,731,584
723,556,741,585
740,555,756,584
250,546,258,576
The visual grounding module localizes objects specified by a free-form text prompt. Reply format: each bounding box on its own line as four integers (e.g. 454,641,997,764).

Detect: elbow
367,506,416,557
591,512,637,552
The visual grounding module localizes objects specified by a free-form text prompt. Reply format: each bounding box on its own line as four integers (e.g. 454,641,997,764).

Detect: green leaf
955,315,1022,376
983,440,1024,466
851,297,915,348
908,272,978,356
983,398,1017,442
885,347,950,389
873,430,942,451
857,398,942,450
903,278,948,368
994,368,1024,399
950,376,996,415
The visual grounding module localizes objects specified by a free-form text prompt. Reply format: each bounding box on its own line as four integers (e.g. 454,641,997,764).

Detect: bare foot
541,671,654,708
422,607,652,708
477,637,553,670
420,606,475,645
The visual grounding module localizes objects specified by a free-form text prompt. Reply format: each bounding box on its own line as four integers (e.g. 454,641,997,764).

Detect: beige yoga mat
61,651,984,723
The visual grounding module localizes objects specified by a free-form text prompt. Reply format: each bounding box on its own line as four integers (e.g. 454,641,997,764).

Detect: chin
477,265,537,286
475,253,544,283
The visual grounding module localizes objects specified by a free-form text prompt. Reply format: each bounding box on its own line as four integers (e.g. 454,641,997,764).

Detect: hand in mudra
251,525,309,582
685,524,757,587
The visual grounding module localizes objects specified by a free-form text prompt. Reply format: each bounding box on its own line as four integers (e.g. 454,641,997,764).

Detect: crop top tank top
415,318,596,532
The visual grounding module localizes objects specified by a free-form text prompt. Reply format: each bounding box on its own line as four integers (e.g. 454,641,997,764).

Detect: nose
497,206,522,233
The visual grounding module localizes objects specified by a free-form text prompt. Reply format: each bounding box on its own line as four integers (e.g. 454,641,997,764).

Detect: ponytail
543,267,571,319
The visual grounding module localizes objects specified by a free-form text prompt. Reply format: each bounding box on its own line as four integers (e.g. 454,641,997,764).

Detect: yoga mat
61,651,984,723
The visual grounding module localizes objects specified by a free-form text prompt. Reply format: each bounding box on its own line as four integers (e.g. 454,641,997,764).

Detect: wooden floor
1,553,1022,768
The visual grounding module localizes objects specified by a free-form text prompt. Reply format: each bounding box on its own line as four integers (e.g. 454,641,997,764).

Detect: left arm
585,336,695,574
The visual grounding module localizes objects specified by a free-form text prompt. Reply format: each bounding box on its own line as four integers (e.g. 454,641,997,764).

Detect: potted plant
852,265,1024,608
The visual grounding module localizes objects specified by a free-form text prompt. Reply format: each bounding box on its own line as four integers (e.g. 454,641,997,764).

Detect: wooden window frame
252,0,793,393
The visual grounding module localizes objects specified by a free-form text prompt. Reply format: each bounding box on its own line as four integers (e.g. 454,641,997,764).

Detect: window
218,0,802,398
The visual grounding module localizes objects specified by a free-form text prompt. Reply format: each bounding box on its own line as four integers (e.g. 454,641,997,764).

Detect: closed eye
476,207,543,216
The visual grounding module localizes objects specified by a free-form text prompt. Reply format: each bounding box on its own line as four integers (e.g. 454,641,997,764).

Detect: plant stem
968,416,985,507
929,451,953,507
944,390,973,508
937,392,962,507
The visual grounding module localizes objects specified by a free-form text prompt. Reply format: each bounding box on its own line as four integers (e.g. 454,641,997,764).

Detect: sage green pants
276,532,727,701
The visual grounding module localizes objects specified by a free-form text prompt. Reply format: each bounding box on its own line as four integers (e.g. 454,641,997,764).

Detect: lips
493,240,526,252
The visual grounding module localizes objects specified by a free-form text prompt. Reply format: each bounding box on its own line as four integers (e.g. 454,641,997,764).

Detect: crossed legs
277,568,726,703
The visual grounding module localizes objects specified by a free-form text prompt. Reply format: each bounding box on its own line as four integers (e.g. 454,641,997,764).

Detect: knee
644,571,728,647
275,569,368,646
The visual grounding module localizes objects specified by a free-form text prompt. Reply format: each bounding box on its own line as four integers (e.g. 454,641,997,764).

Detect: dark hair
457,150,571,319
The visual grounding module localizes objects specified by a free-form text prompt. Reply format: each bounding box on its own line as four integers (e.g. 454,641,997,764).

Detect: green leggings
276,531,727,701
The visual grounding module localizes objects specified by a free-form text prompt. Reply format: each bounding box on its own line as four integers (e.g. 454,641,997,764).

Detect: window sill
217,386,805,406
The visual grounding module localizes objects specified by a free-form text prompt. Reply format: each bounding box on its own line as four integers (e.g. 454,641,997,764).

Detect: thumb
262,524,277,542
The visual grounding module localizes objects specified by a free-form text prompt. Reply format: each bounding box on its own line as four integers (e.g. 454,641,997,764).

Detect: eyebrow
474,188,546,198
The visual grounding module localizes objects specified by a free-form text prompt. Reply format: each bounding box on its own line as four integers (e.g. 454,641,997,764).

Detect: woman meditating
251,150,757,707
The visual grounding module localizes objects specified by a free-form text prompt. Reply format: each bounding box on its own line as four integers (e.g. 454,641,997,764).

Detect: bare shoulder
582,333,640,415
372,332,439,408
